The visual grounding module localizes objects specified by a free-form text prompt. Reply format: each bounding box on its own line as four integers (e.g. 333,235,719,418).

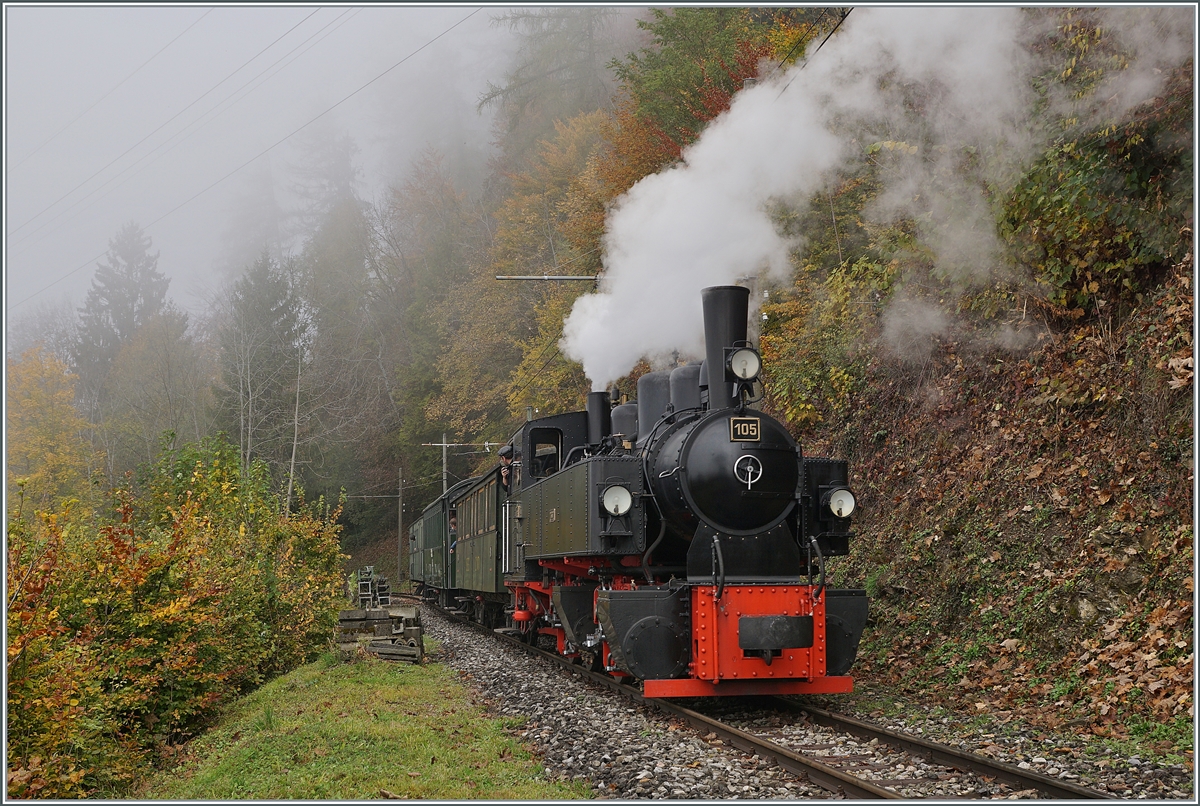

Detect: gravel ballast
425,609,828,799
424,609,1194,799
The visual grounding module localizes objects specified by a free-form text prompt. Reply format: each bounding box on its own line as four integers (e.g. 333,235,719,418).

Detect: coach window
529,428,562,478
485,480,496,528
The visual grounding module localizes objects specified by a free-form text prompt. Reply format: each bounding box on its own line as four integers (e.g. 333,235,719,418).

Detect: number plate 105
729,417,761,442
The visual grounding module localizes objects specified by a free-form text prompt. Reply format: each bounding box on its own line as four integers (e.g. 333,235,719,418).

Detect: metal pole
403,470,408,587
442,432,448,494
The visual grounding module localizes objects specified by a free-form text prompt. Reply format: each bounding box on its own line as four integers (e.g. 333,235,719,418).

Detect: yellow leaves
6,347,94,509
7,440,347,799
150,597,193,622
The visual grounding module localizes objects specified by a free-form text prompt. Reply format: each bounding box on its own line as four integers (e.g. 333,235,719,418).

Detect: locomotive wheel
580,648,603,672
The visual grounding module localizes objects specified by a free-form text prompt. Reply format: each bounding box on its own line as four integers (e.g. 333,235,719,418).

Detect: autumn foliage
6,437,345,798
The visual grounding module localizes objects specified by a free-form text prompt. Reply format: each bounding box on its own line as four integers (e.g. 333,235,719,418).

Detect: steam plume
560,6,1192,388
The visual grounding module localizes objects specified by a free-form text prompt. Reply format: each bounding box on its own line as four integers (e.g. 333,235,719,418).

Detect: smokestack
586,391,612,445
701,285,749,410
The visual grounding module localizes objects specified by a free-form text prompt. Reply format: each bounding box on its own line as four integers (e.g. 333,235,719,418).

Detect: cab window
528,428,562,478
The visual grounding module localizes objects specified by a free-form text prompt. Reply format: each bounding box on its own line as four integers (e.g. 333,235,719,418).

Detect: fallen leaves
1166,355,1193,389
843,265,1192,743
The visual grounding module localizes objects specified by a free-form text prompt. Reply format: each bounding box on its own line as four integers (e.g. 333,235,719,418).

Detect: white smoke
558,6,1192,389
561,83,843,388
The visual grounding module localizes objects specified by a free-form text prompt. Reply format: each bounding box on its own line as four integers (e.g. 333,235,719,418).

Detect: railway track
691,697,1116,800
433,604,1114,799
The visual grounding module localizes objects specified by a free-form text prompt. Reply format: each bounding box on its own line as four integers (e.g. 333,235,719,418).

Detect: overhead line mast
421,435,504,494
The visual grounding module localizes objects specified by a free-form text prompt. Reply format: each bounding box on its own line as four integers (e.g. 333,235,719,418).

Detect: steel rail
772,699,1116,800
646,695,900,798
430,605,1113,800
435,609,897,798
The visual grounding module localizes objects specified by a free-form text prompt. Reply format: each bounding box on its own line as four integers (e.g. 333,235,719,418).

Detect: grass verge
135,647,589,800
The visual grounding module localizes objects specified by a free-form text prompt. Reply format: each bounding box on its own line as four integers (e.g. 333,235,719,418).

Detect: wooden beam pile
337,604,424,663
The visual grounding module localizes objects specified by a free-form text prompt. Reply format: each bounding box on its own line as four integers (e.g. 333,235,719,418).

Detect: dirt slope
821,263,1193,745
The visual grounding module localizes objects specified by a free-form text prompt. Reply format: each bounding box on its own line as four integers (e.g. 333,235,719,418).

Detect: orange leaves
5,436,346,797
597,100,680,195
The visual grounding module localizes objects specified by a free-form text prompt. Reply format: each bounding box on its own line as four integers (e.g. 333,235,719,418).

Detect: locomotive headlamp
727,347,761,381
822,487,856,519
601,484,633,517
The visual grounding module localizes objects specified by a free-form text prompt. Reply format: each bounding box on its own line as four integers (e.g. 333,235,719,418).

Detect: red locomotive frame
508,566,855,698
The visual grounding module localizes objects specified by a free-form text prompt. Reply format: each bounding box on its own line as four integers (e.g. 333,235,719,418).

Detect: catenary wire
9,8,216,171
773,8,828,73
7,7,324,241
10,7,483,311
8,7,362,259
776,8,853,99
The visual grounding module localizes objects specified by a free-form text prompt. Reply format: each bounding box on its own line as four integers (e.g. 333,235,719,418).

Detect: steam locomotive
410,286,868,697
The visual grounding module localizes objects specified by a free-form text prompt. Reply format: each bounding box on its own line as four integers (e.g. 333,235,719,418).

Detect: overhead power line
495,275,596,281
777,8,853,98
10,6,483,311
8,7,362,259
7,7,324,241
773,8,829,73
9,7,215,171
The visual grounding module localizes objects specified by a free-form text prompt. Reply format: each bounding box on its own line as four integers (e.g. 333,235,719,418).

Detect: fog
4,5,519,323
7,5,1191,378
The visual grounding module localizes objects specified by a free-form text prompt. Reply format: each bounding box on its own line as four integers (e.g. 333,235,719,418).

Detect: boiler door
678,411,799,535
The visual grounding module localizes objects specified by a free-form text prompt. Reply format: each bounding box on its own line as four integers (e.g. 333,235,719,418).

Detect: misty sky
4,4,528,323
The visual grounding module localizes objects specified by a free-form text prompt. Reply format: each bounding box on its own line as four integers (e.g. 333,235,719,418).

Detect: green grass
136,649,590,800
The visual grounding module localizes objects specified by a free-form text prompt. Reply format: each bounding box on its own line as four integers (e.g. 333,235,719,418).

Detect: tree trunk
285,343,302,516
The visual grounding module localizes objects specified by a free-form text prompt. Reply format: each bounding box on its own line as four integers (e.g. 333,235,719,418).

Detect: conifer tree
75,222,169,378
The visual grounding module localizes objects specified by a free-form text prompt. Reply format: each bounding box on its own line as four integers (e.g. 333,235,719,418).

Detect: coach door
503,499,523,575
